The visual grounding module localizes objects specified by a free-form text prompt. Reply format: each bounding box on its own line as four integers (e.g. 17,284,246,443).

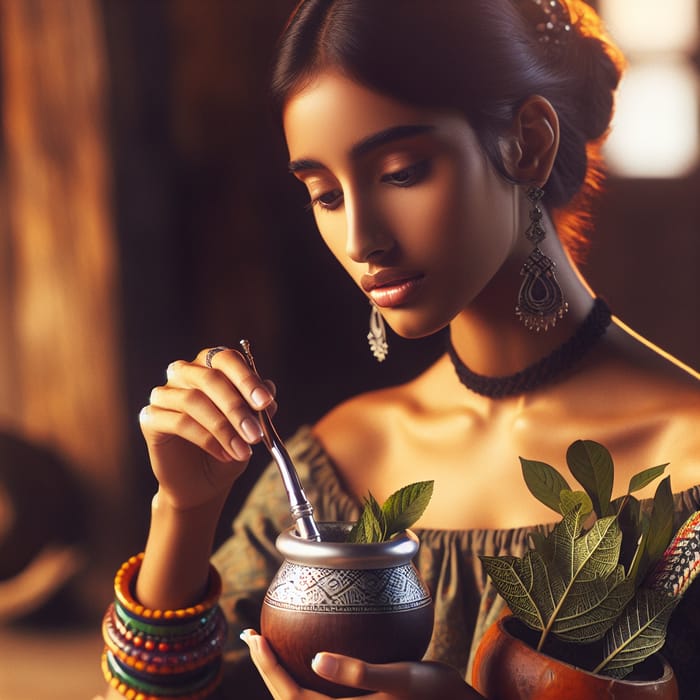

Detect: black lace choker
447,298,612,399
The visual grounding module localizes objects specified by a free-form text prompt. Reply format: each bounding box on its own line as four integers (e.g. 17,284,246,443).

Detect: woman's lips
361,271,425,308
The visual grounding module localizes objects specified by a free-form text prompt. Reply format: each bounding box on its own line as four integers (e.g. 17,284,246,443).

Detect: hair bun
564,1,624,141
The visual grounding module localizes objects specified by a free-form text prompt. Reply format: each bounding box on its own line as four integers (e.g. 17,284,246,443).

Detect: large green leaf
549,505,585,581
520,458,571,514
381,480,434,536
528,526,554,564
642,476,674,574
612,494,650,583
552,566,634,643
566,440,614,517
480,551,564,632
626,515,650,584
571,515,622,584
538,514,622,648
628,464,668,494
560,489,593,518
596,588,677,678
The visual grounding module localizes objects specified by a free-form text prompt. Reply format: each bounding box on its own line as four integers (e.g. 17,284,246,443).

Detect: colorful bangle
113,598,219,640
104,604,227,675
114,554,222,623
102,650,223,700
103,554,227,700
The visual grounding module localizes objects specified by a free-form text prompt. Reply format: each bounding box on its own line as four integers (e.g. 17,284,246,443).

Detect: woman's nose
345,196,394,262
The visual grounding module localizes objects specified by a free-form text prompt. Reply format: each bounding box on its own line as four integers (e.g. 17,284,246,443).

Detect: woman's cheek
313,212,343,253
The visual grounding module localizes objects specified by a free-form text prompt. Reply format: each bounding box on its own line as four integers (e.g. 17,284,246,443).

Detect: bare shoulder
311,362,443,490
581,319,699,410
313,378,419,467
585,321,700,491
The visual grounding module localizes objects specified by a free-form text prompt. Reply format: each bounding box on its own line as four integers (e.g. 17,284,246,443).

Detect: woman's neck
449,224,596,378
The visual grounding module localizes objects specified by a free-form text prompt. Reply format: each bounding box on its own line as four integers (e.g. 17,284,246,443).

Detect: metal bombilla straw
239,339,322,542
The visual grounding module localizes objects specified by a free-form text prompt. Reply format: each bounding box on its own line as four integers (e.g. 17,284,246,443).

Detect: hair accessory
515,186,569,332
448,297,612,398
204,346,229,369
519,0,572,53
368,302,389,362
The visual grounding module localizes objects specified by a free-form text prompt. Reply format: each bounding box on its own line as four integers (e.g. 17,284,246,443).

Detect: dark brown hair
271,0,624,258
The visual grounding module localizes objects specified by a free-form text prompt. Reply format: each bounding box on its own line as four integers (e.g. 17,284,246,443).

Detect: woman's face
283,70,522,339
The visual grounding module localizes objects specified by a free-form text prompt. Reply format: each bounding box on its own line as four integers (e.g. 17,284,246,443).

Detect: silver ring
205,346,229,368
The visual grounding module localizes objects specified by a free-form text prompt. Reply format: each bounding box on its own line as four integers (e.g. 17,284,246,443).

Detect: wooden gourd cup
261,522,434,697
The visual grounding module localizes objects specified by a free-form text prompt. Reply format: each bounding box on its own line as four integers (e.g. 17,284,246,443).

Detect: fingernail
240,629,260,652
312,652,338,677
230,437,252,461
251,387,272,408
241,416,263,442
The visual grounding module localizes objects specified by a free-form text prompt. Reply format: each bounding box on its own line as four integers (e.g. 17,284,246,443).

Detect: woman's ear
499,95,560,186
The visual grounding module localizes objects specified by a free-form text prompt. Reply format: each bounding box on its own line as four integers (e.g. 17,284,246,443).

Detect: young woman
100,1,700,698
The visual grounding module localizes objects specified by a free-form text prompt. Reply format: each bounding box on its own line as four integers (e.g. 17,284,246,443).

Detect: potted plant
472,440,700,700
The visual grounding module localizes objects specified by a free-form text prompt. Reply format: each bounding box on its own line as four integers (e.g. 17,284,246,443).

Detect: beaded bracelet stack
102,553,227,700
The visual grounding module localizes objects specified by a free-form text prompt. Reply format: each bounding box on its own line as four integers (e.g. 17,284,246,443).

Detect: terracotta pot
472,616,678,700
261,522,434,697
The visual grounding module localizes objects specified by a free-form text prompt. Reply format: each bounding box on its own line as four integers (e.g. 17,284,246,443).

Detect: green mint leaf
347,492,387,543
347,481,434,543
520,458,571,515
382,480,434,538
566,440,614,518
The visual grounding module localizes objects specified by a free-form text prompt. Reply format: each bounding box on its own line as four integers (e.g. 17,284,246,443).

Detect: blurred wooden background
0,6,697,693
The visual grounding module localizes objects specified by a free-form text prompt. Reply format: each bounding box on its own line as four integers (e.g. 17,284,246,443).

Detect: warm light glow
605,61,699,178
600,0,698,54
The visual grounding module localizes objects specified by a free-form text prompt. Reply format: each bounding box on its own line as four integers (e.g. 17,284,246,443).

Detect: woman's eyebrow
351,124,435,159
288,124,435,173
288,158,324,173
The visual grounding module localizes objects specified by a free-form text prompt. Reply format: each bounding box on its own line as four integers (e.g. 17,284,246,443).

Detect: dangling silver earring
515,186,569,332
367,302,388,362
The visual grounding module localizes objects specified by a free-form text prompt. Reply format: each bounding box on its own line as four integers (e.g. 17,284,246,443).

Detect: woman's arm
132,346,275,609
100,347,275,699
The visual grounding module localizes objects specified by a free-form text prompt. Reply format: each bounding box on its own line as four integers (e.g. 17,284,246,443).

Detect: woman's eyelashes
306,188,343,211
306,159,432,211
380,159,431,187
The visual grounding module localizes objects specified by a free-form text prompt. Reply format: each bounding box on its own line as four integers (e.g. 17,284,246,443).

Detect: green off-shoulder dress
211,427,700,699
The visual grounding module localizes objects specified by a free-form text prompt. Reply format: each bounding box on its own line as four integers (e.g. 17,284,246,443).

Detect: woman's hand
241,629,485,700
139,347,276,511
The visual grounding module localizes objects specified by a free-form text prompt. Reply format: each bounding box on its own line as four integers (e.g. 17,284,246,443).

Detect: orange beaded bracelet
114,553,222,622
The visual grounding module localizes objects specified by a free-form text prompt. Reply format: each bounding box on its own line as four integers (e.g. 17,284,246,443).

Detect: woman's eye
307,188,343,211
381,160,430,187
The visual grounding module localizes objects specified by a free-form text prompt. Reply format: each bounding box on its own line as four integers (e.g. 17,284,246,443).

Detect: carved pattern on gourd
264,562,432,613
